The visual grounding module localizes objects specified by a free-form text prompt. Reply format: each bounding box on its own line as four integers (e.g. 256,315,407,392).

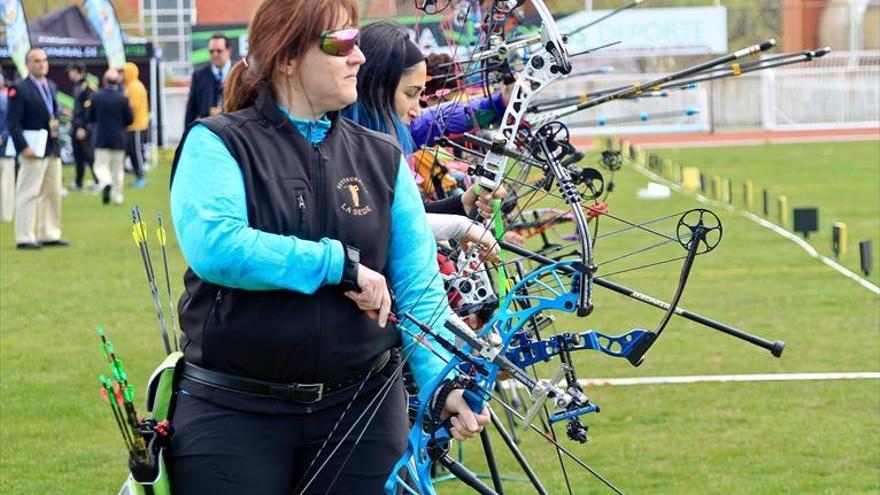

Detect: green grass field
1,140,878,494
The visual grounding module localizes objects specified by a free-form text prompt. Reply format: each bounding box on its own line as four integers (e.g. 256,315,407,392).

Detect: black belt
182,350,391,404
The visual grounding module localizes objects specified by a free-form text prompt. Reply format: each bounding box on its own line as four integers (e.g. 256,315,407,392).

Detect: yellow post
778,195,788,227
744,181,754,210
662,159,674,180
711,175,722,200
638,148,648,166
721,178,731,203
832,222,848,259
681,167,700,191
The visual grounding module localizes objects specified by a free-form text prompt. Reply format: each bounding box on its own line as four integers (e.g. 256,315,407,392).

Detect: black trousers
169,374,408,495
72,136,95,187
125,130,144,178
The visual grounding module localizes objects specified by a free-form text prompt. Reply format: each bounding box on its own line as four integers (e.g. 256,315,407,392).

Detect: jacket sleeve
123,99,134,127
386,155,456,390
6,85,27,153
409,93,506,148
130,84,148,129
171,124,346,293
424,195,466,216
72,85,86,129
184,71,200,127
50,81,59,119
426,213,476,241
0,92,8,143
85,96,96,124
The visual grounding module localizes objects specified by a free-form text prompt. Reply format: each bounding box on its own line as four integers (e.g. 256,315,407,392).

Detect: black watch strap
340,244,360,292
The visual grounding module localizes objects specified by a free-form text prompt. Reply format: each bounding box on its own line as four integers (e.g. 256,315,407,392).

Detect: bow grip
463,388,484,412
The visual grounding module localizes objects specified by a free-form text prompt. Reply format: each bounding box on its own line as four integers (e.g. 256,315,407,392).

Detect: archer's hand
462,223,499,262
344,264,391,328
462,184,506,220
441,389,490,440
21,147,36,159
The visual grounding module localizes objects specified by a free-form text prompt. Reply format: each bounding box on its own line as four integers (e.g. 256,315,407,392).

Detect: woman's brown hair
224,0,359,112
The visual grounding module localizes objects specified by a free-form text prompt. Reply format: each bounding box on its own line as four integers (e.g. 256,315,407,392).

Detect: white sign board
557,6,728,56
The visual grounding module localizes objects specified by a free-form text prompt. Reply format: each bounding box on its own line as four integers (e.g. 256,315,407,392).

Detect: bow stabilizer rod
498,240,786,359
534,39,777,122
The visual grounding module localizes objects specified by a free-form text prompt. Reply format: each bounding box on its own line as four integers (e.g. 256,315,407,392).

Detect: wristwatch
340,244,360,292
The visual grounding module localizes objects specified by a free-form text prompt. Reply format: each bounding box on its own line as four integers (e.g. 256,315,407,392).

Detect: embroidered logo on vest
336,176,374,217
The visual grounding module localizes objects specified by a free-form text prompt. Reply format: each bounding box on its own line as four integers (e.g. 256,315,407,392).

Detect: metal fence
762,50,880,129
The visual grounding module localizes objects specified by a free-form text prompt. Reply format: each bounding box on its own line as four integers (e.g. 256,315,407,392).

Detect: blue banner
1,0,31,77
82,0,126,68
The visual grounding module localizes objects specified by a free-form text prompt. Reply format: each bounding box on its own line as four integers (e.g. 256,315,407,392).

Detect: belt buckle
289,382,323,403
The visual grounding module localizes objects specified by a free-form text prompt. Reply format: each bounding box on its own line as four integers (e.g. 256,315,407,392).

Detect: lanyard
32,77,53,116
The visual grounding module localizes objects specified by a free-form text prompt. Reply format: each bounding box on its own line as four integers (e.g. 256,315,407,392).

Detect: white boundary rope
577,371,880,387
497,372,880,389
629,160,880,296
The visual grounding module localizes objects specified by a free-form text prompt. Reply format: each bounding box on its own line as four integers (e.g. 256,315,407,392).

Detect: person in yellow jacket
122,62,149,187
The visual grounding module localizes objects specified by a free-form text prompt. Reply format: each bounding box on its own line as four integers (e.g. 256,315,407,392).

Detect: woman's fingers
377,290,391,328
449,416,475,439
345,274,391,327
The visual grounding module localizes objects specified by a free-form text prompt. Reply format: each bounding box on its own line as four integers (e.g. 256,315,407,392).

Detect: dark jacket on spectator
0,88,8,149
70,76,96,136
184,64,222,127
6,76,59,156
87,87,133,150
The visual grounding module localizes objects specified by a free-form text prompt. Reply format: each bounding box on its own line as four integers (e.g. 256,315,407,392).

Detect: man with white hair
6,48,68,249
88,69,133,205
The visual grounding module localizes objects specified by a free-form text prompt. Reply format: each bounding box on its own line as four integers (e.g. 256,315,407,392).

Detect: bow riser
477,0,571,191
508,328,653,368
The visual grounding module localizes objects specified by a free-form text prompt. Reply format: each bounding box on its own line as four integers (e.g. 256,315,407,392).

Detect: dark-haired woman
168,1,488,493
345,22,514,224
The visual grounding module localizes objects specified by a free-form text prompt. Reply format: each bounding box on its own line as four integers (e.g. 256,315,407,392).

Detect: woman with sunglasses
168,1,488,493
343,21,514,245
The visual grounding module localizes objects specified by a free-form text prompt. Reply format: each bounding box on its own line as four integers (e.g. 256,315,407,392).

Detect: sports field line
629,162,880,296
571,128,880,149
577,372,880,387
604,134,879,149
497,372,880,389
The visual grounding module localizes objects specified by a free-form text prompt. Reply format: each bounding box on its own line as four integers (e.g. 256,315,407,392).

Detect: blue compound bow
293,2,787,494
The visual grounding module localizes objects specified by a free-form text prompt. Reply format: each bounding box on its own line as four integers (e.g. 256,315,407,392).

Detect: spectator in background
6,48,67,249
67,63,97,191
423,52,459,107
122,62,148,188
184,33,231,126
88,69,133,205
0,72,13,222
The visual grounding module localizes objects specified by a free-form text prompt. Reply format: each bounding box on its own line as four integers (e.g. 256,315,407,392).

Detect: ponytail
216,0,359,114
224,58,261,113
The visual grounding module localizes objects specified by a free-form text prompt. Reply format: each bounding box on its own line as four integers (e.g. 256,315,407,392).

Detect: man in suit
184,33,231,127
6,48,68,249
67,63,97,191
88,69,133,205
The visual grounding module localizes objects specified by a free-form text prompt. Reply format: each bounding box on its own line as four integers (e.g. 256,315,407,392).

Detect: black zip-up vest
171,88,403,384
